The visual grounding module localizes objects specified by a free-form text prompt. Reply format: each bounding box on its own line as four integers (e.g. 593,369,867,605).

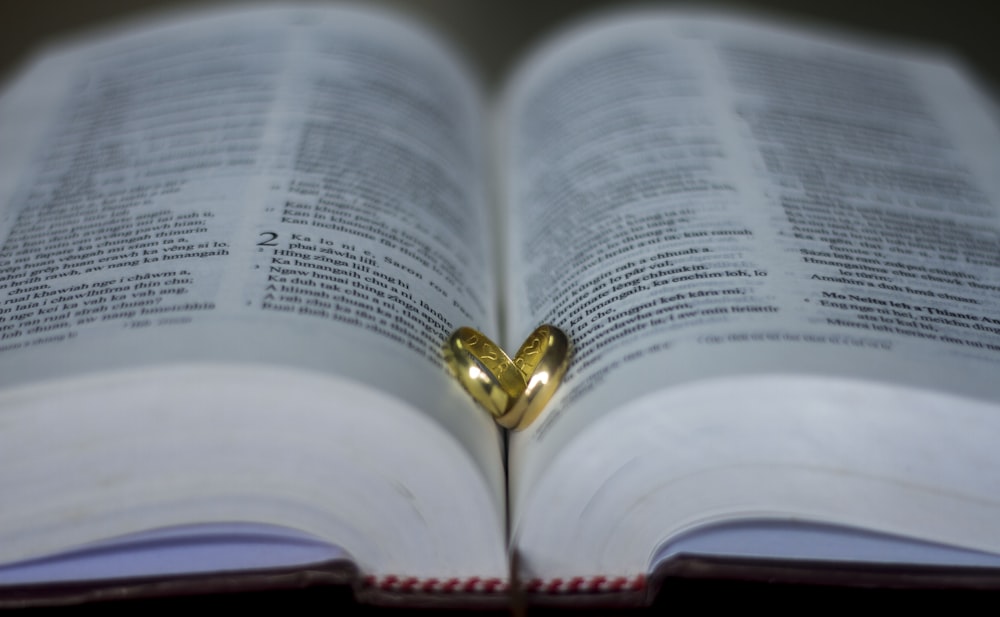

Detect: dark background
2,0,998,612
2,0,1000,92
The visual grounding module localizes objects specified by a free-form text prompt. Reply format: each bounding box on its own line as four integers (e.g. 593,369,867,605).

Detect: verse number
257,231,279,247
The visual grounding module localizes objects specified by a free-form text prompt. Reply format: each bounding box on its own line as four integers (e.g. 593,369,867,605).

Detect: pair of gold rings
444,324,570,430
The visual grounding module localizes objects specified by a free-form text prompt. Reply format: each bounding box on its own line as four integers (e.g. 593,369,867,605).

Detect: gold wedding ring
505,324,570,430
444,327,527,419
444,325,571,431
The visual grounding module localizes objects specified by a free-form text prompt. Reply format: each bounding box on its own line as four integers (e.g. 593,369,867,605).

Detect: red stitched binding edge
363,573,645,594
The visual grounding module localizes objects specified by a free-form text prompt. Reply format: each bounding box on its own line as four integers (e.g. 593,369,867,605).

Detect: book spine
361,573,646,595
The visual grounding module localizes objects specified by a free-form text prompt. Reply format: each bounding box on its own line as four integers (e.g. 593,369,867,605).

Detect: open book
1,4,999,607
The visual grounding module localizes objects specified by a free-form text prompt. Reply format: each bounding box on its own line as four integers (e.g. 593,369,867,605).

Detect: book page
0,5,500,453
0,6,506,577
500,11,1000,574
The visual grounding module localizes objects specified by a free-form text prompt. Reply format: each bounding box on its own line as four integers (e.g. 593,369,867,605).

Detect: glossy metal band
501,324,570,430
444,325,570,431
444,326,526,419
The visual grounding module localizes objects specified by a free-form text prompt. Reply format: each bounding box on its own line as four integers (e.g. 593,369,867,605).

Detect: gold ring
501,325,570,430
444,327,526,419
443,325,570,431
